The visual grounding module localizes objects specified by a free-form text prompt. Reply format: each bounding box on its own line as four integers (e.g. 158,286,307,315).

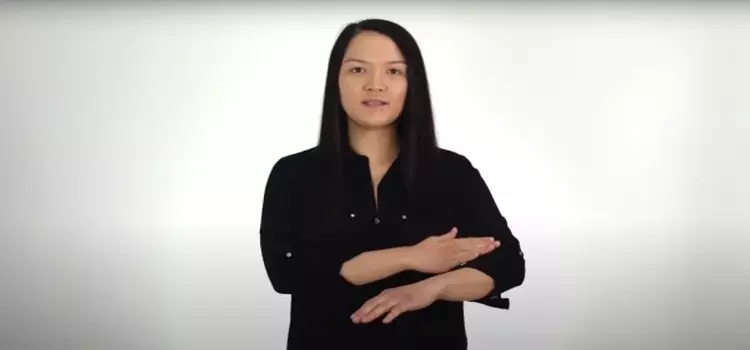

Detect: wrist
395,246,416,270
423,272,451,300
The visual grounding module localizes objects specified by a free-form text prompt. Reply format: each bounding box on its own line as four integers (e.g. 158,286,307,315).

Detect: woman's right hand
404,227,499,274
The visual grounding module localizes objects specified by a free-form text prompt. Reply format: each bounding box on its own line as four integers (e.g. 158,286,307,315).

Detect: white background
1,2,749,350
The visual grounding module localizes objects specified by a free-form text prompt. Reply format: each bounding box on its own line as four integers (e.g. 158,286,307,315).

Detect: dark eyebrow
343,58,406,65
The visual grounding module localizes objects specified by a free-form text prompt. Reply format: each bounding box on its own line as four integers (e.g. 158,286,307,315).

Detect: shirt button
373,217,380,224
285,252,292,258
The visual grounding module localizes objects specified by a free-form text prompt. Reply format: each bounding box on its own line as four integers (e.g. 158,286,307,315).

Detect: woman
260,18,525,350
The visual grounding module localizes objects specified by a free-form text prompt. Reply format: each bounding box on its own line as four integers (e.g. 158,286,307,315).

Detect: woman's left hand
351,278,444,324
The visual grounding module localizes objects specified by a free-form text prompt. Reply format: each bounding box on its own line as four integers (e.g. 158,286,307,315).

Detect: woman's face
338,31,408,131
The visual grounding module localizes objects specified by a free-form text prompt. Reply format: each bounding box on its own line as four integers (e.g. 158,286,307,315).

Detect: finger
484,238,501,253
351,294,387,323
437,227,458,241
479,237,499,252
454,250,479,265
457,237,493,246
455,237,495,252
478,238,500,254
456,238,500,259
382,304,405,324
361,297,400,324
452,251,479,268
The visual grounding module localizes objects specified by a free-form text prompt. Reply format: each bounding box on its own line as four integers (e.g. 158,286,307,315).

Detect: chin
350,114,399,130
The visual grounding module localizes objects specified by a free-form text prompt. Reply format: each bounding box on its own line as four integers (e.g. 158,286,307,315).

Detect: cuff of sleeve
478,294,510,309
463,257,510,309
463,249,525,309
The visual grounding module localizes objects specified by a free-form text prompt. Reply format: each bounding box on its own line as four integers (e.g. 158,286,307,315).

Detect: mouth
361,99,389,107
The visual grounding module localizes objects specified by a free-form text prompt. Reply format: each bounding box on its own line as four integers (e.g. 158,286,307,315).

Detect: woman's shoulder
273,146,319,166
434,148,476,171
266,146,323,179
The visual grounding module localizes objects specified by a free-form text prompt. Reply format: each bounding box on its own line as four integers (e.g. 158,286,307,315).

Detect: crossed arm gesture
340,227,502,324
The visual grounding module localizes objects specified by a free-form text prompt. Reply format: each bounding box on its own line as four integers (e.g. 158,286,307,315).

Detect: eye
388,68,405,76
349,66,365,74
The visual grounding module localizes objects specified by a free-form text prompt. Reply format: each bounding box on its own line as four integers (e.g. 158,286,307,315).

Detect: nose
363,72,387,92
365,84,386,92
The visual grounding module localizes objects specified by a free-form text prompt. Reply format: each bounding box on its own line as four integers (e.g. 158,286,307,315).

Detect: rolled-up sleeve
456,158,526,309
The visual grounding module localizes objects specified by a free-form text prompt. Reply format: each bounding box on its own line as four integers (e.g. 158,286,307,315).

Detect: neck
348,124,399,166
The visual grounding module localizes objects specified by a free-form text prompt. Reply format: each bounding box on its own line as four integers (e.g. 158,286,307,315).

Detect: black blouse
259,146,525,350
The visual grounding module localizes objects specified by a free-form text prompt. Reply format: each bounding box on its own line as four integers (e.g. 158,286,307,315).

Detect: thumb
438,227,458,240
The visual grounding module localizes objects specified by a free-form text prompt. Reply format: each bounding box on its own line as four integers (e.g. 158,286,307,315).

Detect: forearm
429,267,495,302
340,246,413,286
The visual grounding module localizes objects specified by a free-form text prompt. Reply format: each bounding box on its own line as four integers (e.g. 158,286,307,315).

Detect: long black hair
317,18,439,189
